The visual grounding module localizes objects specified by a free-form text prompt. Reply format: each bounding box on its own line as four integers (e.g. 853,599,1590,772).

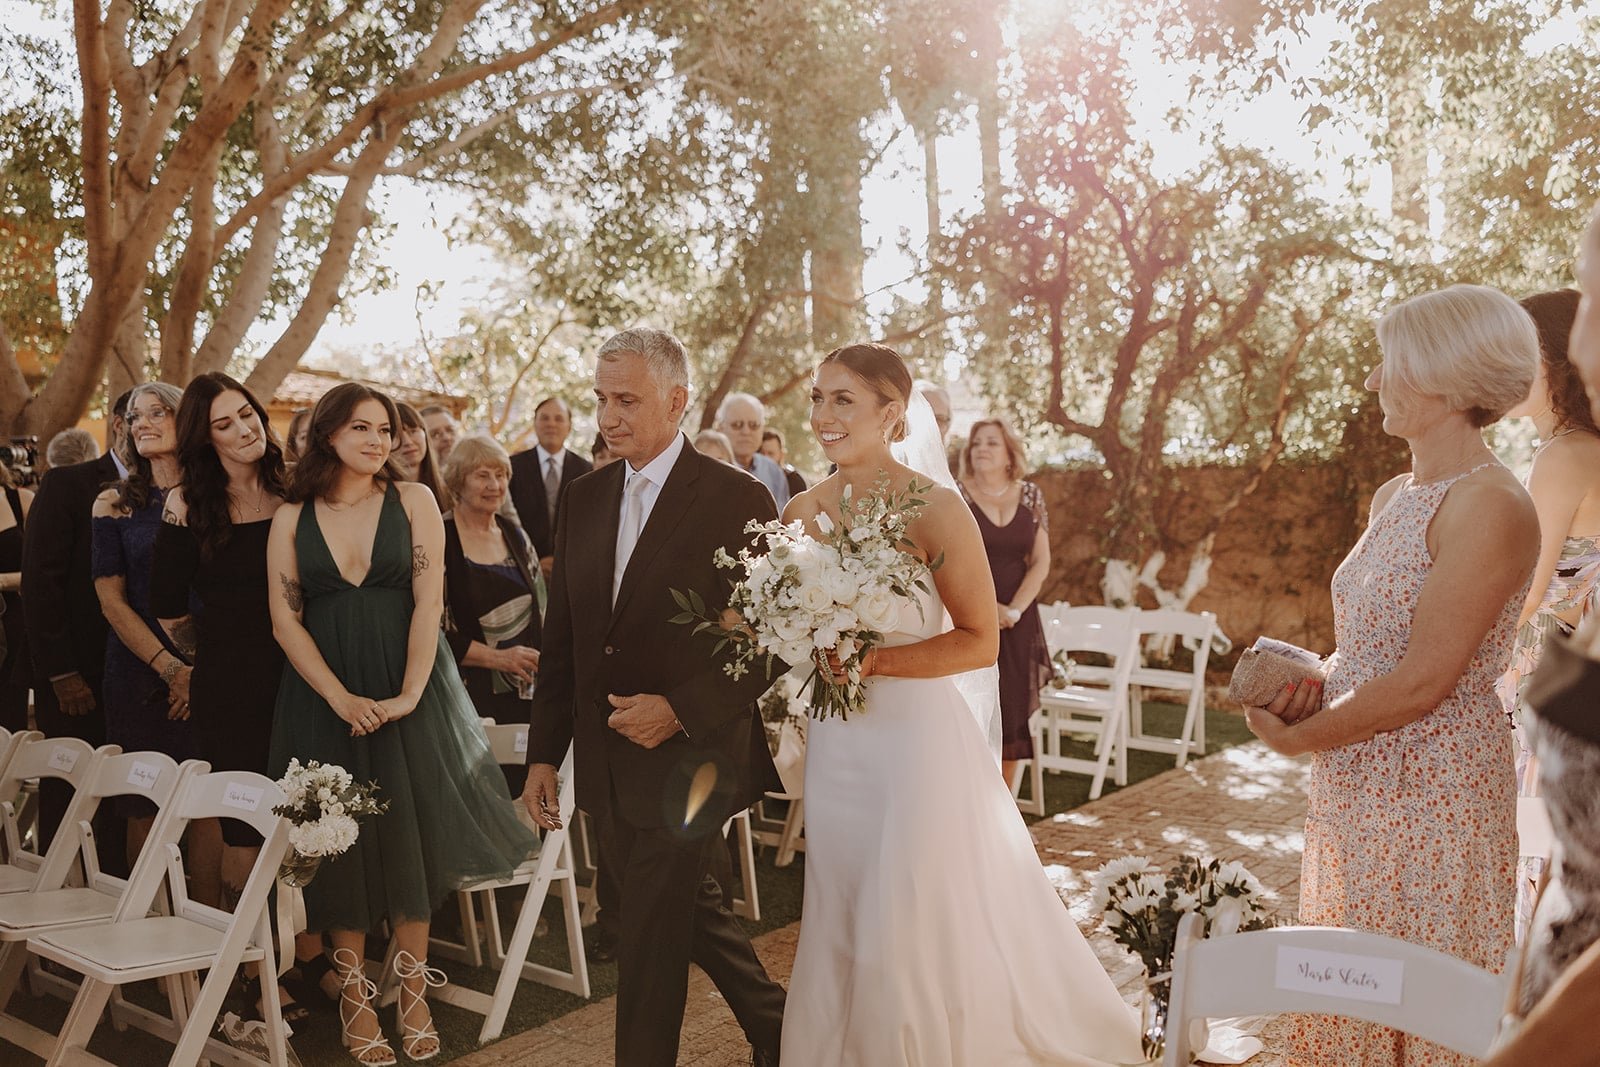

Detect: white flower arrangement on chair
273,759,388,886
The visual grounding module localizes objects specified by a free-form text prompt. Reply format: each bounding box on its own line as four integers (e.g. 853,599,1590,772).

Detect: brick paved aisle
457,742,1308,1067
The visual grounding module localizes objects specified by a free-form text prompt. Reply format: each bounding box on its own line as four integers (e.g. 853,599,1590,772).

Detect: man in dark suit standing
22,390,131,861
509,396,592,577
523,328,786,1066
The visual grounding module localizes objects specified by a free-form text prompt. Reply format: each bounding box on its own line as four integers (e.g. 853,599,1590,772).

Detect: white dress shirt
614,432,687,586
535,443,567,480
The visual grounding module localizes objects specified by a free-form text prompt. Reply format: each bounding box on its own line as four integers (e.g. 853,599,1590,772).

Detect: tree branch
72,0,115,281
217,1,634,249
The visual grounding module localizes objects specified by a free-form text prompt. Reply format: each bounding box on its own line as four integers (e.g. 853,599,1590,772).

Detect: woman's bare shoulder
782,478,834,522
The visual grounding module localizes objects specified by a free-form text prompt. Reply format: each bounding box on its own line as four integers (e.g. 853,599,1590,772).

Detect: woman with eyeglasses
91,382,219,889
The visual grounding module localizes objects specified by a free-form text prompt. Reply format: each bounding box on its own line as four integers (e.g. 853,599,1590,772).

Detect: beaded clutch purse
1228,638,1325,707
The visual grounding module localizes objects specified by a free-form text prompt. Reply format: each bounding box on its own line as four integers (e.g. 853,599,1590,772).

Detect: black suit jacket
528,438,782,831
22,452,119,682
509,447,592,560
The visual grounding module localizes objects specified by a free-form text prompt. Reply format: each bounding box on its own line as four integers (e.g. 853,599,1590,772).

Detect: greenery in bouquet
273,759,388,884
1088,854,1274,979
672,474,939,721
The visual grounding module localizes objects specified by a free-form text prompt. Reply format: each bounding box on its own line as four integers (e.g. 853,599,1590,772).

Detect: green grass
1,702,1250,1065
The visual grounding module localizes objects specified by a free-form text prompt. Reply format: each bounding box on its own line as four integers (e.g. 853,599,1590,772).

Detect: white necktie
544,456,561,526
613,473,649,605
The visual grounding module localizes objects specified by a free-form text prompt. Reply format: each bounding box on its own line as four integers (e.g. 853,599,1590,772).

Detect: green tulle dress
268,484,538,932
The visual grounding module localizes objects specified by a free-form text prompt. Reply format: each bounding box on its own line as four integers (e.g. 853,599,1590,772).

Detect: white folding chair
0,736,103,894
749,792,805,868
722,809,760,921
28,768,293,1067
0,754,202,1058
1163,913,1511,1065
1030,605,1139,803
1126,608,1217,768
413,737,589,1044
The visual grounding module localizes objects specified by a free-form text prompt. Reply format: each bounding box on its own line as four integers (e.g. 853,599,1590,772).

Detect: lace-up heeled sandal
391,950,447,1062
332,947,396,1067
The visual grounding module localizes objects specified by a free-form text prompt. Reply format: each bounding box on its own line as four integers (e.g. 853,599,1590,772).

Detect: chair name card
127,761,162,791
222,782,264,812
1274,946,1405,1005
514,730,529,754
47,746,80,772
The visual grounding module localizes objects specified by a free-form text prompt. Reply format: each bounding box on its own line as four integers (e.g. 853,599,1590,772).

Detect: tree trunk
807,127,866,353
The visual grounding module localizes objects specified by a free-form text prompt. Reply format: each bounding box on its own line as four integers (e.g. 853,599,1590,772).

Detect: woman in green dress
267,383,537,1065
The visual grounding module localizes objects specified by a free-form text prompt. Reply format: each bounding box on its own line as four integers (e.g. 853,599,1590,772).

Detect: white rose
823,567,861,605
798,583,834,614
849,525,874,543
778,639,813,665
771,614,809,643
855,590,901,633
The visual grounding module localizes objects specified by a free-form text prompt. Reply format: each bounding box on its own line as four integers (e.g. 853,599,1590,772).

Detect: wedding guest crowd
10,195,1600,1064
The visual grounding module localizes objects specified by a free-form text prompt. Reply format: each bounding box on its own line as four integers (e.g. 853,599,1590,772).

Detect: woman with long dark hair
91,382,218,888
392,400,451,510
151,372,314,1018
267,384,534,1064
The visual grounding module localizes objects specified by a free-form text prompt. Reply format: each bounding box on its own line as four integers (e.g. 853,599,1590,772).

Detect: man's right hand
521,762,562,830
51,673,96,717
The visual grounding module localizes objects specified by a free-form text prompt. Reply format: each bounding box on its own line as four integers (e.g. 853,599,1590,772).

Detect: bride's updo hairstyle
819,342,913,442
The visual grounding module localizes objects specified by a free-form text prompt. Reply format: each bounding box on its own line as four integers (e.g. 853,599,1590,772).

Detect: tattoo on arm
170,617,198,659
162,505,180,525
279,573,304,612
412,545,428,577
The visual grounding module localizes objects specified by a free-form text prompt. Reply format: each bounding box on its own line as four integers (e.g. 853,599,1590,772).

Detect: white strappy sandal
391,950,447,1061
332,947,397,1067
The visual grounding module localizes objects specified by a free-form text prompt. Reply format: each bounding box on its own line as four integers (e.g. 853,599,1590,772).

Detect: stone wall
1030,460,1390,658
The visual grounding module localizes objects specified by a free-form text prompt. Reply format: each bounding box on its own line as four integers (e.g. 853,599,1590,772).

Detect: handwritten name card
47,746,80,773
1275,946,1405,1005
127,761,161,791
514,730,529,754
221,782,264,812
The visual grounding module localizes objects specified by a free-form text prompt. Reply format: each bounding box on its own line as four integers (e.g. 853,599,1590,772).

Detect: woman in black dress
959,418,1053,788
92,382,215,886
439,435,542,794
0,465,34,732
151,372,313,1018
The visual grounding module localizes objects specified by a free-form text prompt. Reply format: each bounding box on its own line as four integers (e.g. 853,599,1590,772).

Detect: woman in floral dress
1245,285,1542,1066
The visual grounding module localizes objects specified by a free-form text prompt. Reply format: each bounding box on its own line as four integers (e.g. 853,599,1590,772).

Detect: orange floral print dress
1292,468,1523,1066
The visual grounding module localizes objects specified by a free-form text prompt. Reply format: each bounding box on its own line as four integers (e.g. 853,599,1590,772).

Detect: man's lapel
583,460,624,612
609,445,700,625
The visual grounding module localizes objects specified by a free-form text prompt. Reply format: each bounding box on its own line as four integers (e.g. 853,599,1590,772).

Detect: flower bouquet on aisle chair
273,759,388,886
1087,855,1274,1059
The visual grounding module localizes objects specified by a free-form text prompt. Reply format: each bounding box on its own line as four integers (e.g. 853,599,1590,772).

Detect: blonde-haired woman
1247,284,1541,1066
440,435,542,792
959,418,1052,788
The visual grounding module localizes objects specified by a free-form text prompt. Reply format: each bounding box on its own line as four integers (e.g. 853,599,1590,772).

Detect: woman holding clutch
1244,285,1541,1067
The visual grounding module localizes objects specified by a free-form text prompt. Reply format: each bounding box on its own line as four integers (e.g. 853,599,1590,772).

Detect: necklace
325,485,380,511
232,483,266,515
970,478,1014,499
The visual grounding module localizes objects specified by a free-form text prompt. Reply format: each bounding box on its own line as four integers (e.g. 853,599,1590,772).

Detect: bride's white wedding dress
781,583,1144,1065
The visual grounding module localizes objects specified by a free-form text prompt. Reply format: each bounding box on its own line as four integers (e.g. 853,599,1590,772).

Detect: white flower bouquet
273,759,388,887
1088,854,1273,979
672,475,939,720
1087,854,1273,1057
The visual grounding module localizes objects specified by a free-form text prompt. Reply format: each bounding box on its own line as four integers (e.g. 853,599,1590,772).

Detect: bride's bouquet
273,759,388,887
672,476,939,720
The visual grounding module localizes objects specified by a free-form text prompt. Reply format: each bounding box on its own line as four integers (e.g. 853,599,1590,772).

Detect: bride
779,342,1142,1066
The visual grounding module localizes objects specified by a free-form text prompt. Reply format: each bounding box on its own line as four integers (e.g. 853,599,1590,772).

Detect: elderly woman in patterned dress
1244,284,1541,1067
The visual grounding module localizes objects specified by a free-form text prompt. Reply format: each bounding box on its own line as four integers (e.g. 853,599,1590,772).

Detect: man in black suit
509,396,592,576
523,328,786,1066
22,390,131,861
